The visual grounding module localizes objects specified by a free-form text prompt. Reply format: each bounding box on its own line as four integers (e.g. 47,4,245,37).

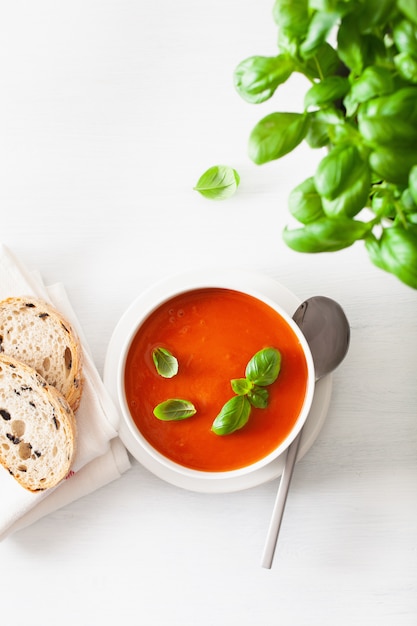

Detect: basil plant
234,0,417,289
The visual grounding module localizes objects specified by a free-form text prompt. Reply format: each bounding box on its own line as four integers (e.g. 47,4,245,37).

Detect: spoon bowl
261,296,350,569
292,296,350,381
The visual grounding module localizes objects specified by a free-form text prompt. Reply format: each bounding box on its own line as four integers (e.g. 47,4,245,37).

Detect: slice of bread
0,296,83,412
0,354,77,491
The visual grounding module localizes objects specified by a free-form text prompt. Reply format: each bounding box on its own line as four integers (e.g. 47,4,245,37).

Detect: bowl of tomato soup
105,270,316,487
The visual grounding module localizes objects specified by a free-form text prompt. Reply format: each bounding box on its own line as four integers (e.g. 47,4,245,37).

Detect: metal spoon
261,296,350,569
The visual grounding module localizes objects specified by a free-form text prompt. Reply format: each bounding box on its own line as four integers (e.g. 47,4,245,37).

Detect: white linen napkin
0,244,131,540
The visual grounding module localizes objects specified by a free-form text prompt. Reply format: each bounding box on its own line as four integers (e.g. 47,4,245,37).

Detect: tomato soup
124,288,308,472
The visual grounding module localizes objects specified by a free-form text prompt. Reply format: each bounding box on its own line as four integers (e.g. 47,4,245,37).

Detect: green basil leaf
371,190,396,218
304,76,350,110
320,153,371,218
370,147,417,185
315,144,370,206
231,377,253,395
409,165,417,203
365,226,417,289
211,395,251,436
152,347,178,378
308,0,354,12
283,217,373,252
248,112,308,165
355,0,396,32
194,165,240,200
300,11,340,59
357,88,417,148
234,55,294,104
289,177,325,223
245,347,281,387
303,43,340,79
153,399,197,421
393,19,417,57
401,187,417,213
247,386,269,409
305,107,344,148
349,66,394,105
398,0,417,25
337,15,366,73
273,0,309,38
305,116,330,148
394,53,417,84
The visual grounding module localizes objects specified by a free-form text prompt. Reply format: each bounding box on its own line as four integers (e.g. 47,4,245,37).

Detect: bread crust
0,354,77,492
0,296,83,412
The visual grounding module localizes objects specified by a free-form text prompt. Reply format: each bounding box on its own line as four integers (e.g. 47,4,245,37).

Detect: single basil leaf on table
245,347,281,387
194,165,240,200
211,395,252,436
153,399,197,421
152,347,178,378
234,54,294,104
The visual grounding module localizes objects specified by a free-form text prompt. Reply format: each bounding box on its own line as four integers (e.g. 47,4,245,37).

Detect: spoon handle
261,430,302,569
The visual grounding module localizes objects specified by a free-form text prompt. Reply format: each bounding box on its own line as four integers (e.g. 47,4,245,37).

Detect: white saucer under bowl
103,269,332,493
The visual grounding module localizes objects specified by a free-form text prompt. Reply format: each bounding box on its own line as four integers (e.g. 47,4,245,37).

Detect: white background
1,1,416,624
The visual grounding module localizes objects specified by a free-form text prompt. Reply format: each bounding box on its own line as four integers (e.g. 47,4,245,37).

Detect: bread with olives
0,296,83,412
0,354,77,492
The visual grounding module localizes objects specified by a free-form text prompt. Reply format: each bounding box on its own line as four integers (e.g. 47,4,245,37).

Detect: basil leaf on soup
153,399,196,421
247,386,269,409
211,395,252,436
231,377,253,395
152,347,178,378
194,165,240,200
245,347,281,387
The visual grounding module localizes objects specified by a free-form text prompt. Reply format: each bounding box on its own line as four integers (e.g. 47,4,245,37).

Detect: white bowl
103,269,327,492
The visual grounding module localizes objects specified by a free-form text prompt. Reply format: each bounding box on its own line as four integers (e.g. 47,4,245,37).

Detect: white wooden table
0,2,416,624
